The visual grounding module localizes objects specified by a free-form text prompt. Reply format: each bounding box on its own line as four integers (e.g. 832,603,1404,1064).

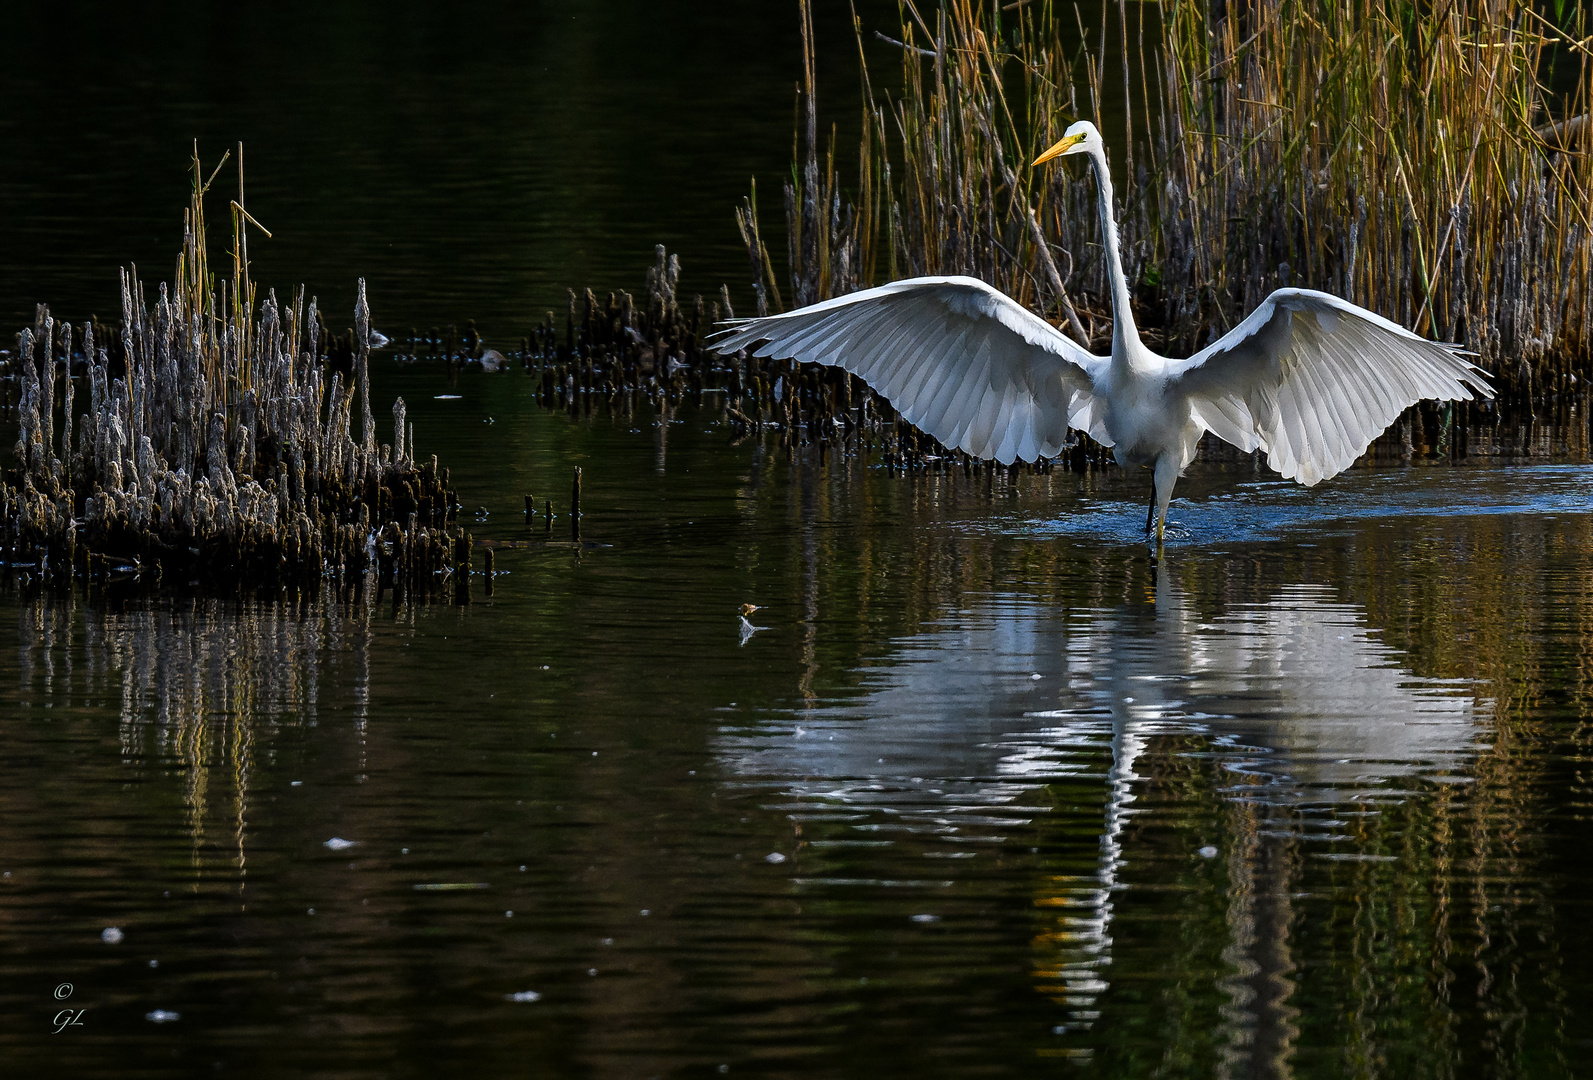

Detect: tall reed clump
738,0,1593,461
1155,0,1593,423
3,147,466,597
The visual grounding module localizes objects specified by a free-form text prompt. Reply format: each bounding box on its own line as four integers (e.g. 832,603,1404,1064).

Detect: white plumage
711,120,1494,544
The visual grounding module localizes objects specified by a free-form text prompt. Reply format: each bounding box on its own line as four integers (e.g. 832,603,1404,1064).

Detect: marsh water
5,390,1592,1077
5,3,1593,1078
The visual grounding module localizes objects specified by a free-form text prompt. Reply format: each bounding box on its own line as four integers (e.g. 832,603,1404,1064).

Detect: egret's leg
1146,468,1163,550
1152,456,1180,546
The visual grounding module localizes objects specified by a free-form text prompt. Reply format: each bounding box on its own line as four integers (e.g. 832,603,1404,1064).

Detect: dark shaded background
0,0,894,344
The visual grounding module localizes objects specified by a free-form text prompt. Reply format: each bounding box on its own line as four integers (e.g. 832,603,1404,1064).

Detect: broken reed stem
570,466,582,542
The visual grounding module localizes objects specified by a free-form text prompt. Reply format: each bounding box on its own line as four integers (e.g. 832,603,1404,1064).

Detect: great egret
712,120,1494,545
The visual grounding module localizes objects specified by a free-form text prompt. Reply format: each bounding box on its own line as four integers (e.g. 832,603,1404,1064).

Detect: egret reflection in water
714,568,1479,1065
717,572,1477,798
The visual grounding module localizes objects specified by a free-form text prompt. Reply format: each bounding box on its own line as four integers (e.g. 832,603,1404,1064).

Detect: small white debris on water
1199,846,1220,859
911,914,940,923
101,927,124,944
765,852,787,864
324,838,357,851
290,781,303,787
145,1010,179,1023
506,991,541,1003
1031,673,1042,680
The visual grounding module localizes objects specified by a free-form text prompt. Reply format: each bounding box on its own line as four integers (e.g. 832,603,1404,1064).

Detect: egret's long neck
1089,145,1142,357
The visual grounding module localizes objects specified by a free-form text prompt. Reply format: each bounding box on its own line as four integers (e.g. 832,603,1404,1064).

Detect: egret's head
1032,120,1101,167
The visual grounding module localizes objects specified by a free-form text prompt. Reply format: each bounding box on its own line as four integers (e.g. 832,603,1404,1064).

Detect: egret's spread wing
711,276,1107,463
1167,289,1494,486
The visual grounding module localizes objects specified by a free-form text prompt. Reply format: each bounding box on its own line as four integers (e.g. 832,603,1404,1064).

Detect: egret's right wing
711,276,1108,464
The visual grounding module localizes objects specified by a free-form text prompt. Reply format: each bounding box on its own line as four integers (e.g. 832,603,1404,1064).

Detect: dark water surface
6,2,1593,1077
3,381,1592,1076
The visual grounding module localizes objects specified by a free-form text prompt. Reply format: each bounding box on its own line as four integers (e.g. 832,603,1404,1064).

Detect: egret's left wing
1167,289,1494,486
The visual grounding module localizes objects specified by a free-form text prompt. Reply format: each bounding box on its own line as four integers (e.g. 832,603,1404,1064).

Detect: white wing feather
1168,289,1494,486
711,276,1107,464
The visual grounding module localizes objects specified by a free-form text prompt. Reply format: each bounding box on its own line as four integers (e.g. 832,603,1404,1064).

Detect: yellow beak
1032,132,1085,167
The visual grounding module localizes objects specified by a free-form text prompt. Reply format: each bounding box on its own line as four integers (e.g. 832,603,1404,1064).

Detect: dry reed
734,0,1593,463
2,146,466,598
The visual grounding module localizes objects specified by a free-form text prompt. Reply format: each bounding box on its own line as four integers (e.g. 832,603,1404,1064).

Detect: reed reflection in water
11,591,381,888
